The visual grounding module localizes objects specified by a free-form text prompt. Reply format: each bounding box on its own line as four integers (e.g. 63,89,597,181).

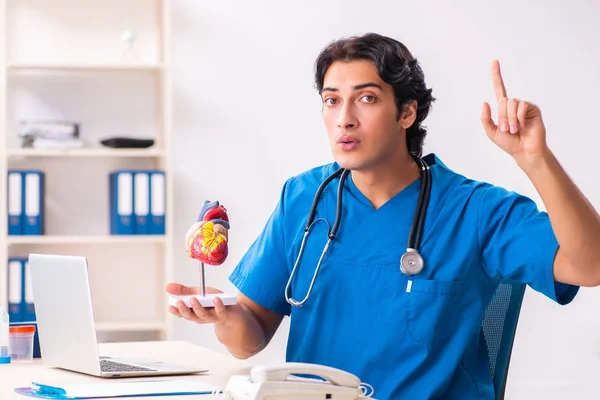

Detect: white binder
150,171,165,234
134,172,150,234
8,259,23,322
7,172,23,235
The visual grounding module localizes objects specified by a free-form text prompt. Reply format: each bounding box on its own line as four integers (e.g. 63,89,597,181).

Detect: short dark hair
314,33,435,158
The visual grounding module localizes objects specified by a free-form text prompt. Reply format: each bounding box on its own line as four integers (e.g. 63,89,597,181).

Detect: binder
6,257,41,358
7,258,24,323
23,260,36,323
133,172,150,234
109,171,134,235
150,170,166,235
23,171,45,236
7,171,23,235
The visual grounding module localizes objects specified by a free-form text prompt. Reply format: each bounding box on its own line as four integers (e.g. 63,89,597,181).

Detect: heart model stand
170,200,238,308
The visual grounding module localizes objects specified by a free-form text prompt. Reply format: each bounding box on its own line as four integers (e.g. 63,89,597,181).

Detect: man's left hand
481,60,549,169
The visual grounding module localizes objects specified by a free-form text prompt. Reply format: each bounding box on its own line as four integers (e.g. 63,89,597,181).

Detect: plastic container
0,308,9,364
9,325,36,361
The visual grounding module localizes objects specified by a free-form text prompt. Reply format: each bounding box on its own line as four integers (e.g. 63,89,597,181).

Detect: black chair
481,279,526,400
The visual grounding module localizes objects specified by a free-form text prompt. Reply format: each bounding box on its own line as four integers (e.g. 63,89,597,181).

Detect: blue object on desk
14,379,221,399
0,355,10,364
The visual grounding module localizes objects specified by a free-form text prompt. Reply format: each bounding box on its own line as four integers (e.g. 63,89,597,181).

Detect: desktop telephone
218,362,375,400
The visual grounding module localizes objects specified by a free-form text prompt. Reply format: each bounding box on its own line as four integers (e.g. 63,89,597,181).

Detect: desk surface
0,340,253,399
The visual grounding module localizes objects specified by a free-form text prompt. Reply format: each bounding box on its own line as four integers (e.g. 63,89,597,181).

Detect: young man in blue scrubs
167,33,600,399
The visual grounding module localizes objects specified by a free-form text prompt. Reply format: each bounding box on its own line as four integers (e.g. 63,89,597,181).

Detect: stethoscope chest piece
400,249,424,276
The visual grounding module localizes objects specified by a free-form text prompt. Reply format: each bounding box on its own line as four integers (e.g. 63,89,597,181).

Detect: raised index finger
491,60,507,100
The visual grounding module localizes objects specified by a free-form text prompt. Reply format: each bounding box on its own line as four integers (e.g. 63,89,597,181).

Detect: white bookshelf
0,0,175,342
7,148,166,158
6,235,167,245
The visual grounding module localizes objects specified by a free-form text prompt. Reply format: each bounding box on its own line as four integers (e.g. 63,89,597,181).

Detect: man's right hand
165,283,244,327
165,282,284,359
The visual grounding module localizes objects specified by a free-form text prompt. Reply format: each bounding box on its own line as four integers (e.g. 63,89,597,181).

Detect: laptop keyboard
100,359,157,372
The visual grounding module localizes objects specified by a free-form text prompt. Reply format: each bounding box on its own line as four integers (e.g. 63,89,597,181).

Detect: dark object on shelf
100,137,155,149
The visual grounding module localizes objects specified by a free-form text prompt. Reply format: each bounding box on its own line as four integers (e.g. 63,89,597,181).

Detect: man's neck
351,153,421,210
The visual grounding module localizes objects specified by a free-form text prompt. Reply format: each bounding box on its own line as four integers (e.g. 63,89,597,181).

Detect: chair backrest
481,279,526,400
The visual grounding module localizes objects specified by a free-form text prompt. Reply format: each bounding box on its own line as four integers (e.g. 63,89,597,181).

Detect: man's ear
400,100,418,129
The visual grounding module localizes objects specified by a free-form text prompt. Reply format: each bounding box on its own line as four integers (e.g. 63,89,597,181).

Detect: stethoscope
284,157,432,307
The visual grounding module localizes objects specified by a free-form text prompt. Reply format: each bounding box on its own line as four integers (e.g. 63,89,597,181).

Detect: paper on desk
14,379,221,399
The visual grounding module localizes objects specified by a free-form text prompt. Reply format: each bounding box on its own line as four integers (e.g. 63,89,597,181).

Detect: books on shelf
19,120,83,149
25,138,85,149
19,120,79,140
7,257,35,324
6,169,166,238
7,170,45,236
7,257,41,358
110,170,165,235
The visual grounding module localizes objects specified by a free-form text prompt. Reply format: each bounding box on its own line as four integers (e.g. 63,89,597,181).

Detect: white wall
170,1,600,398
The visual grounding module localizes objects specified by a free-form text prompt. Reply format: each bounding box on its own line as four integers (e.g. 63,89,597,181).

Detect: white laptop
28,253,207,378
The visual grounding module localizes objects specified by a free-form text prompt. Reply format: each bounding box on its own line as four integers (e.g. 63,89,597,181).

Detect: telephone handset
220,362,375,400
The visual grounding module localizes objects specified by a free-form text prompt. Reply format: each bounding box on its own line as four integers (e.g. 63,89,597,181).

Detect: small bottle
0,308,10,364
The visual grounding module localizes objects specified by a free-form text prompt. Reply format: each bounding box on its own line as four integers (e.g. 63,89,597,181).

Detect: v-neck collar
335,152,441,212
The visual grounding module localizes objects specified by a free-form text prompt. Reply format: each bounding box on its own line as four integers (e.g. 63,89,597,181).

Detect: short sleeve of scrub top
476,184,579,305
229,179,292,316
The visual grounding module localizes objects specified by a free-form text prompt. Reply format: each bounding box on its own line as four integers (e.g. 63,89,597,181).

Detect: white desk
0,340,254,399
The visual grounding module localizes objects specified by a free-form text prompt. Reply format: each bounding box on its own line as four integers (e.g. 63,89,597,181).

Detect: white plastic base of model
168,293,238,308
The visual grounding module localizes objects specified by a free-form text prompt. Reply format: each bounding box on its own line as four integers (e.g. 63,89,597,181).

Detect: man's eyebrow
353,82,383,91
320,82,383,94
321,86,338,93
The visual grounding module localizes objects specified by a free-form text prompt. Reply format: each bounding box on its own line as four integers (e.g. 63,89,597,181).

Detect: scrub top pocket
406,279,464,345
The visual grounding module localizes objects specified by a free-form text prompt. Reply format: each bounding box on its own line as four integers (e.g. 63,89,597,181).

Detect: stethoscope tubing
285,157,431,307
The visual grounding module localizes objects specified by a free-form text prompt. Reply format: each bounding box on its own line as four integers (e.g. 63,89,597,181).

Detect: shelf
7,63,164,72
1,1,174,342
7,148,165,158
7,235,166,245
95,321,166,332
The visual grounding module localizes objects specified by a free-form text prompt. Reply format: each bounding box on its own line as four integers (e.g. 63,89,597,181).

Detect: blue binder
133,172,150,234
109,171,135,235
23,259,36,323
149,170,166,235
7,257,24,323
22,171,45,236
7,171,23,235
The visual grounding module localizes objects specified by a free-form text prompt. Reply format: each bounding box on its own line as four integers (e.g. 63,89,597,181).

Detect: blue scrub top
229,153,579,399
